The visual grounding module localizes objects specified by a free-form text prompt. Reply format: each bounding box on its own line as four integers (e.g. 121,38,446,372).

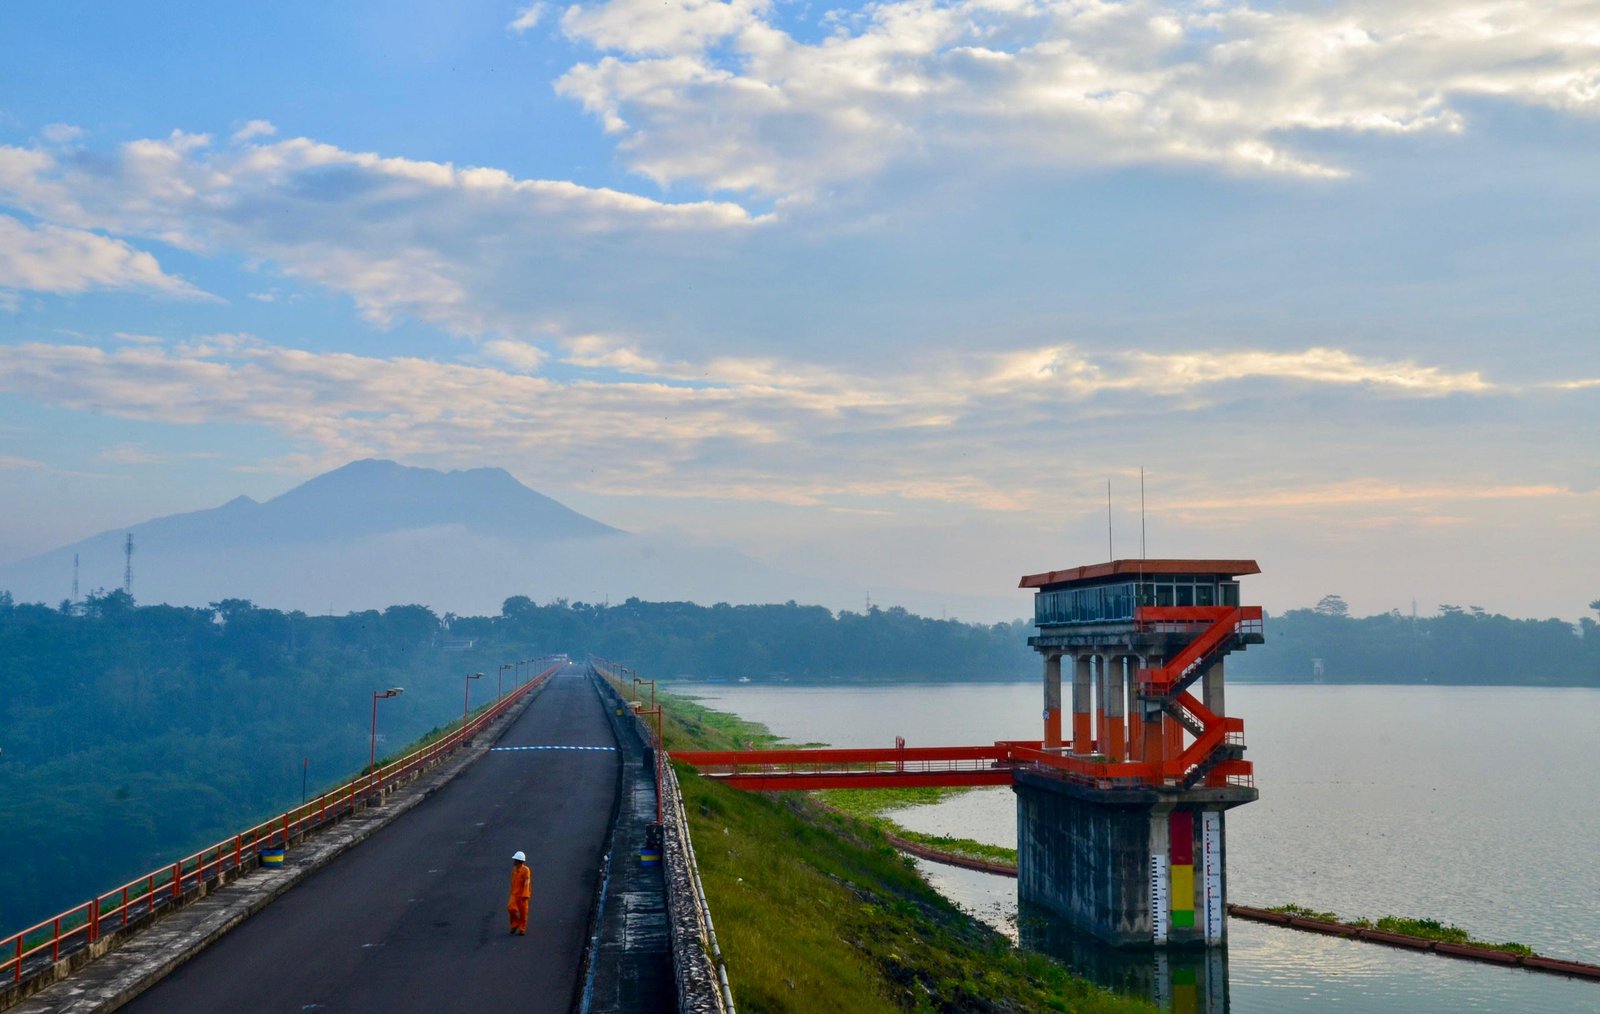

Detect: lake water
671,681,1600,1012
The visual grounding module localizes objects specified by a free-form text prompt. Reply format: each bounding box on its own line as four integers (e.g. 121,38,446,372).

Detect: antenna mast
1106,479,1114,561
72,553,80,601
123,534,134,595
1140,468,1147,559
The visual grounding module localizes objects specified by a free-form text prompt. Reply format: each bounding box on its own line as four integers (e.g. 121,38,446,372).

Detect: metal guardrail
1,659,562,995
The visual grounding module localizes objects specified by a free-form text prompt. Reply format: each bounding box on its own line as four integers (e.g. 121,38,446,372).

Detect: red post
235,835,242,870
52,916,61,961
89,896,99,944
171,862,182,899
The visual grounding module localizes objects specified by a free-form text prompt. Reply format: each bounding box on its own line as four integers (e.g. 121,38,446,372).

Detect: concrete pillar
1125,657,1140,763
1140,656,1167,771
1043,652,1063,748
1093,655,1109,758
1073,654,1094,755
1103,655,1126,761
1202,656,1224,718
1128,656,1145,763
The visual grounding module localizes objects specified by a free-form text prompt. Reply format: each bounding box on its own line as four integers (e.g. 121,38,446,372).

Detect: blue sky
2,0,1597,621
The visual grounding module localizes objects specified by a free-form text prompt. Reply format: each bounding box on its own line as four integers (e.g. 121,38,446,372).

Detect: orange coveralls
508,862,532,933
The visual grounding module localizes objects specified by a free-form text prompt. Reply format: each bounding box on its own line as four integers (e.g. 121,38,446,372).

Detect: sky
1,0,1597,622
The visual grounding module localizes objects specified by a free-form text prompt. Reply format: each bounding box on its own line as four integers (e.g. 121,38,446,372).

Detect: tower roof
1019,559,1260,589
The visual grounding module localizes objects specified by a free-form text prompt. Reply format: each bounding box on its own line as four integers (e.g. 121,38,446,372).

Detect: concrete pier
1014,774,1251,947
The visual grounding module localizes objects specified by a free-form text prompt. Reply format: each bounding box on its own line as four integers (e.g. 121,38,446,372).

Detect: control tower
1016,559,1264,947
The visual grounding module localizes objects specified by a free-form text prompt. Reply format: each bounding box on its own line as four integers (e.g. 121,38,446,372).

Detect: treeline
455,596,1035,681
1230,601,1600,684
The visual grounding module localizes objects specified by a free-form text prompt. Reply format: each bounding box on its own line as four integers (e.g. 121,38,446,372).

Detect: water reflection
1019,904,1229,1013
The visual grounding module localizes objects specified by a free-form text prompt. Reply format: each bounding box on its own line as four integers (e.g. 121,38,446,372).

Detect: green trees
0,596,492,935
1229,603,1600,684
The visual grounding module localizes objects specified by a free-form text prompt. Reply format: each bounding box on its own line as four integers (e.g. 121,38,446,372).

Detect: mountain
0,461,1022,621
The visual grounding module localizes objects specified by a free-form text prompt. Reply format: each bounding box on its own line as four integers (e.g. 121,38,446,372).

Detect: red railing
1135,606,1263,694
1,660,562,988
674,743,1022,790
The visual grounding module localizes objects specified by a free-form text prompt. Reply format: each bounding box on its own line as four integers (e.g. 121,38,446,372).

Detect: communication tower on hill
123,534,134,595
72,553,79,601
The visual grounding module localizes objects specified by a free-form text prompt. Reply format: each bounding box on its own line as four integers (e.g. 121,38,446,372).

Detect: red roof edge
1018,559,1261,589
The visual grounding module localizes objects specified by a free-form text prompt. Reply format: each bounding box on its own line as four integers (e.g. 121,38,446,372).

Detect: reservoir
670,681,1600,1011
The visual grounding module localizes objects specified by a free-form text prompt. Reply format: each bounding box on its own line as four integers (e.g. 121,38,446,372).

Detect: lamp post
514,658,524,688
633,675,655,711
638,705,664,824
463,672,484,722
370,687,404,794
499,663,513,701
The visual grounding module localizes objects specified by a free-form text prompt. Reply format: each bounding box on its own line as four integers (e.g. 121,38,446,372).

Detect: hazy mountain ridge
0,460,1023,621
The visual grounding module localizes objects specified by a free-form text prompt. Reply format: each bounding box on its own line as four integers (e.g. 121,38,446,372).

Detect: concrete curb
11,680,553,1014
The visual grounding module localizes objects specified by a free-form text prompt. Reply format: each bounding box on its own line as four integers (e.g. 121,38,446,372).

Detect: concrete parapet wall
588,669,732,1014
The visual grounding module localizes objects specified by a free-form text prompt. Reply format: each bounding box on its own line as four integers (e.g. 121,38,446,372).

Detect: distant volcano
0,460,807,616
0,459,1022,621
136,458,623,545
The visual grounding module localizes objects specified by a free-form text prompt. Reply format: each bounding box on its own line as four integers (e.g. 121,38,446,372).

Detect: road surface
123,669,619,1014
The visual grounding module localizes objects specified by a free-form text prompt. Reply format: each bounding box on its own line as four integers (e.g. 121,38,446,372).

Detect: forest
2,588,1597,932
1224,595,1600,684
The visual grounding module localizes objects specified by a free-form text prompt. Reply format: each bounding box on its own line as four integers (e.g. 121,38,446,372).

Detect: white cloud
483,339,549,372
508,3,547,33
232,119,277,142
40,123,84,144
0,333,1533,517
556,0,1600,195
0,214,209,299
0,133,764,337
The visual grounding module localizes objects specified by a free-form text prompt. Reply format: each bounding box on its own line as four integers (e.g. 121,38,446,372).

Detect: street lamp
463,672,484,722
499,663,513,701
633,675,655,711
370,687,404,792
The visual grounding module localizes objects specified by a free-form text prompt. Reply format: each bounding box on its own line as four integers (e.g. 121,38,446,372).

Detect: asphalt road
123,669,620,1014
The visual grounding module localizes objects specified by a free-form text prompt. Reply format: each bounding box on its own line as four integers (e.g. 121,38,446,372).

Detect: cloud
0,132,764,337
0,333,1542,518
556,0,1600,195
482,339,549,372
508,3,547,33
40,123,84,144
0,455,48,471
232,119,277,142
0,214,210,299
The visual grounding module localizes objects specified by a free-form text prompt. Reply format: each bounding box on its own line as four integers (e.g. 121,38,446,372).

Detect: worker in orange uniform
508,850,532,936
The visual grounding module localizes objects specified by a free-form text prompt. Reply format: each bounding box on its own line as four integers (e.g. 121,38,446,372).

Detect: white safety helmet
512,850,526,862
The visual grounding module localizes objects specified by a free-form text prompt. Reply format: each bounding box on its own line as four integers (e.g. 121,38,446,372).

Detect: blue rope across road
491,745,617,752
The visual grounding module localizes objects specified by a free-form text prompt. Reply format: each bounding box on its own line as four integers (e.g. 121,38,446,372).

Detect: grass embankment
1266,905,1535,957
653,685,1148,1013
817,788,1019,868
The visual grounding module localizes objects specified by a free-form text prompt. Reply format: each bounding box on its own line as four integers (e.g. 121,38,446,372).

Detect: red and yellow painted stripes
1169,811,1195,929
